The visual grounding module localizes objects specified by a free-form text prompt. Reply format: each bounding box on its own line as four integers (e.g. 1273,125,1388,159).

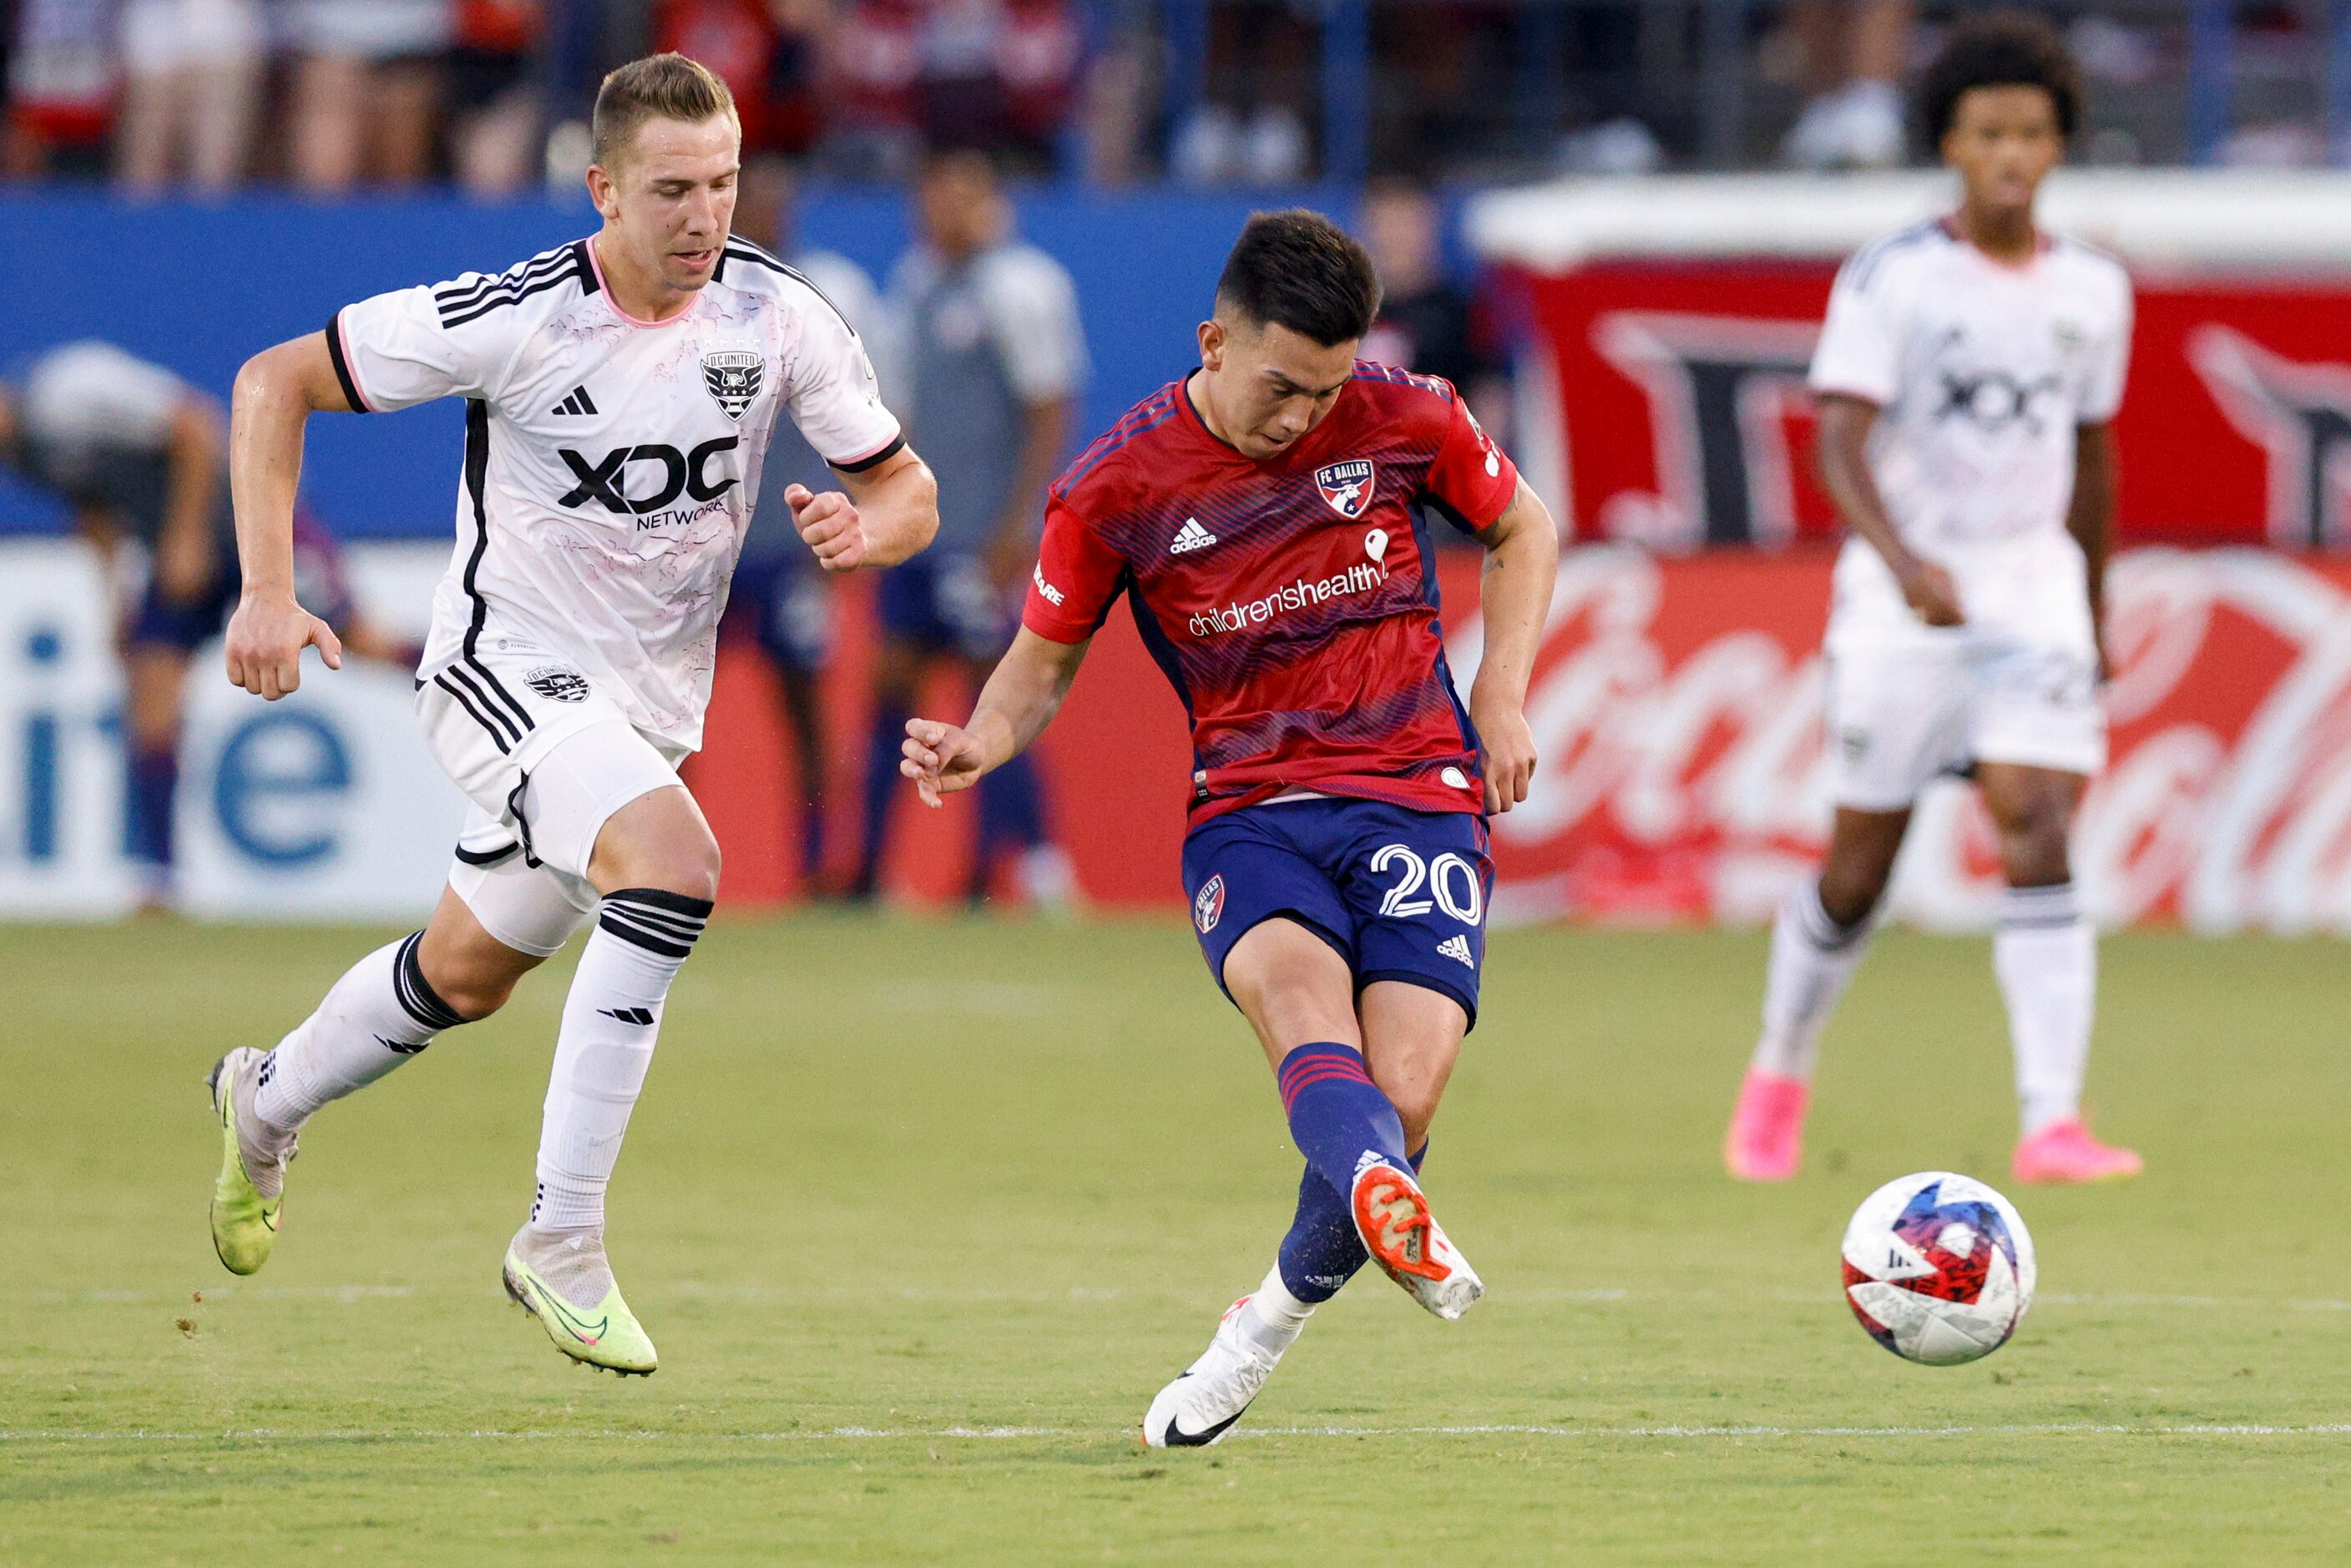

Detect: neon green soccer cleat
502,1227,659,1376
205,1047,287,1276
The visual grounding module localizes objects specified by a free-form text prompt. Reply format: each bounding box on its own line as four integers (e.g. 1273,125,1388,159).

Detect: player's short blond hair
592,53,739,169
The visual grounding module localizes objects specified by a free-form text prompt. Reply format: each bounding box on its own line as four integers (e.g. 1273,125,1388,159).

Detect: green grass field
5,916,2349,1563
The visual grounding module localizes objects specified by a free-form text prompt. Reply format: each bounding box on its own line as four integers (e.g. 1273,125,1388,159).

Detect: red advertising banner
1508,262,2351,551
692,547,2351,933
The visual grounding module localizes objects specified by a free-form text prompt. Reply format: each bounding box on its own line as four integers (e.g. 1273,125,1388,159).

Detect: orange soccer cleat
1351,1156,1484,1321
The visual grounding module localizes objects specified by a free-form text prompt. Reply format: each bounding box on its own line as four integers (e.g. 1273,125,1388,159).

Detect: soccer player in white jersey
1724,15,2142,1186
203,53,939,1373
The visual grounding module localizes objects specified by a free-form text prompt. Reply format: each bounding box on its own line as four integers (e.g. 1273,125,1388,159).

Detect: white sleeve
786,301,905,471
979,248,1089,406
330,277,525,413
23,342,188,448
2080,271,2133,423
1808,252,1904,407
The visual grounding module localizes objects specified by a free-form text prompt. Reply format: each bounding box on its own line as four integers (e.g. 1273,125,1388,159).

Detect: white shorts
418,649,688,957
1826,635,2106,812
121,0,265,74
285,0,452,60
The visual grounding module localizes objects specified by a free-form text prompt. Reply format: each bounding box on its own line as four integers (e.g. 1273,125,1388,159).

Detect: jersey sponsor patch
525,664,590,702
701,350,763,421
1314,458,1376,518
1193,873,1226,933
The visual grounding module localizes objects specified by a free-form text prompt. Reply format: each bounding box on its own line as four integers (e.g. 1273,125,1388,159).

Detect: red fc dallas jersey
1022,363,1520,823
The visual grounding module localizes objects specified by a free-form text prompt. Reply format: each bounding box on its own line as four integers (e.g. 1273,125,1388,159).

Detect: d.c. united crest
701,350,764,421
1314,458,1376,518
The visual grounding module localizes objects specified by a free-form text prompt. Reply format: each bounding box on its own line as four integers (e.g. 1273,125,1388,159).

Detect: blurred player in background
722,160,892,892
1725,14,2141,1186
902,211,1560,1444
855,148,1084,906
205,54,937,1374
1355,177,1509,438
0,341,402,911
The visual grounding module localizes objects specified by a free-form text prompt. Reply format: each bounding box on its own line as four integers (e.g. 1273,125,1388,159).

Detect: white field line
5,1423,2351,1445
27,1283,2351,1313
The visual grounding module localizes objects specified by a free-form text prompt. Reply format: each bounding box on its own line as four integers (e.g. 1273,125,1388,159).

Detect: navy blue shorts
127,514,355,654
877,550,1009,661
726,549,831,675
1181,796,1494,1029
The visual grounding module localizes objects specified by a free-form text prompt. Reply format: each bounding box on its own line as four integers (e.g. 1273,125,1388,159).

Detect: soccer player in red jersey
901,211,1560,1445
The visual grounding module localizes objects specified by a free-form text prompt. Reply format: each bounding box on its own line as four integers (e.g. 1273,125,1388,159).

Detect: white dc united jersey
329,235,902,749
1809,220,2131,651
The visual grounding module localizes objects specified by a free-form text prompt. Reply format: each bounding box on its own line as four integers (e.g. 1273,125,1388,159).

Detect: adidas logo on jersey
1170,518,1217,554
1436,935,1474,969
551,386,599,417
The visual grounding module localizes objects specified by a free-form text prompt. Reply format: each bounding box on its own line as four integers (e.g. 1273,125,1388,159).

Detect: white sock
1749,881,1873,1080
1241,1263,1312,1357
252,932,467,1143
530,888,711,1235
1995,883,2096,1137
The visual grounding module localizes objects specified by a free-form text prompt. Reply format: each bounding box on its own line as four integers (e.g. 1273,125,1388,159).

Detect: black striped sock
596,888,714,959
393,930,469,1034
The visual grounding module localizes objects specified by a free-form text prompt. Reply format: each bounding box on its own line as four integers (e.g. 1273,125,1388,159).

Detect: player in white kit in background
1725,14,2143,1187
202,53,939,1373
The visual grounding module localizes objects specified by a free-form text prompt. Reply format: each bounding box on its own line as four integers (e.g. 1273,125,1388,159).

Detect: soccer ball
1841,1171,2036,1365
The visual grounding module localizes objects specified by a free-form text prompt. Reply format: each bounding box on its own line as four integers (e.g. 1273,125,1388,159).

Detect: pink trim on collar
586,237,698,328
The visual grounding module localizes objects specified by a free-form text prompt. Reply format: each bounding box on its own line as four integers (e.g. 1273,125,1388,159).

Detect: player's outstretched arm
1471,478,1561,816
901,628,1089,807
1817,392,1962,628
225,331,351,700
791,445,939,573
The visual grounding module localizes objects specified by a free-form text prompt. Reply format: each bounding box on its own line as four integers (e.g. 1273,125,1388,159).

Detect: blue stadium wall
0,189,1350,538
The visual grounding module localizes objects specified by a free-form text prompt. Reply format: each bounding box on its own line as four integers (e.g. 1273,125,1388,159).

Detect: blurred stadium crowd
7,0,2349,192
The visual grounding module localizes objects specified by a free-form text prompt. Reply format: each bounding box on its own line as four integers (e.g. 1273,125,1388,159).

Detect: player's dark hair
1919,13,2080,144
1215,210,1383,348
592,52,738,168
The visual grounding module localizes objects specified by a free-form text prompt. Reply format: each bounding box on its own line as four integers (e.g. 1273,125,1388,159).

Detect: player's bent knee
589,791,723,903
1816,868,1889,929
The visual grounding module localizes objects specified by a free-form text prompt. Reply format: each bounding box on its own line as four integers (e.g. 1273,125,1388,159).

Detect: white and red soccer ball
1842,1171,2037,1366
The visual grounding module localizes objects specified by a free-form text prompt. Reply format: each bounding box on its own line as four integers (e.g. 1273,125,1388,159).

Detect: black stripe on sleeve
453,840,520,867
325,311,369,412
829,433,906,475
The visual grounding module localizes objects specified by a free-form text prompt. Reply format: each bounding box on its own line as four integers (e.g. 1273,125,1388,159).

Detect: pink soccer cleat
1724,1068,1809,1181
2012,1118,2143,1185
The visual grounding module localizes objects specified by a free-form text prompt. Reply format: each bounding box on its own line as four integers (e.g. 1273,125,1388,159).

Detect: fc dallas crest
1313,458,1376,518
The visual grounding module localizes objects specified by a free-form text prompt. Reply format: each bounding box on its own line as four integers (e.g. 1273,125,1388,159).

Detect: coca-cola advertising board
681,546,2351,935
1499,260,2351,552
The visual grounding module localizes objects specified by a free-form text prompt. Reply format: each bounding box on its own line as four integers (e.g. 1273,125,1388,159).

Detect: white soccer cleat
1352,1155,1484,1321
1141,1295,1285,1449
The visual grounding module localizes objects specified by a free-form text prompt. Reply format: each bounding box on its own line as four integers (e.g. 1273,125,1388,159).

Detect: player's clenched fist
224,591,342,701
786,483,868,573
901,717,987,807
1469,685,1538,816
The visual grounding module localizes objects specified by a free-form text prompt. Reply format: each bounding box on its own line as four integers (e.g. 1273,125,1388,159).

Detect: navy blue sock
1277,1141,1426,1303
852,699,908,895
1276,1039,1413,1213
798,792,827,885
972,750,1047,899
125,741,178,872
